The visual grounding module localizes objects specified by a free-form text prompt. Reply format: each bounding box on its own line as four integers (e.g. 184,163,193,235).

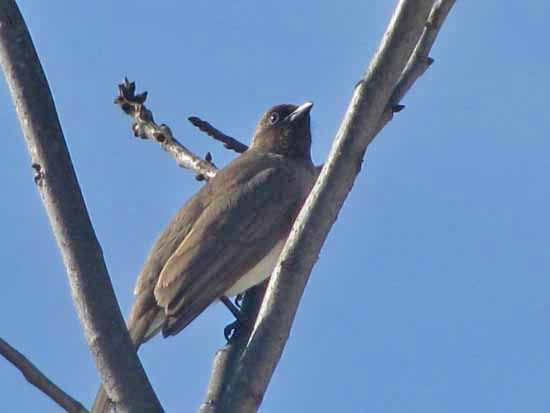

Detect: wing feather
128,149,315,341
154,154,314,336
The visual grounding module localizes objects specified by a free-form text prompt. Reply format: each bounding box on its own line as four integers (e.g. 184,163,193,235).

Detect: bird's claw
234,293,244,308
224,320,241,341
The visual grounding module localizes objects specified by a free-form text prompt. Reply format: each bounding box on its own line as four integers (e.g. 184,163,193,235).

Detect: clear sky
2,1,549,412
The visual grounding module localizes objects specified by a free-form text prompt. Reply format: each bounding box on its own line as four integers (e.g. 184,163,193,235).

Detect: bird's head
251,102,313,160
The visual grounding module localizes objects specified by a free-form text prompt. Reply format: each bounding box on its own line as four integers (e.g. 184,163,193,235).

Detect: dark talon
220,296,249,341
224,320,240,341
234,293,244,308
221,296,243,320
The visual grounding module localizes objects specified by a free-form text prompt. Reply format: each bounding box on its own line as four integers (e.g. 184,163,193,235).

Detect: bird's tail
91,308,163,413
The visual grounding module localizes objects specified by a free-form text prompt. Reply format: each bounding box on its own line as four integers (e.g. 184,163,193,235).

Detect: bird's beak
285,101,313,123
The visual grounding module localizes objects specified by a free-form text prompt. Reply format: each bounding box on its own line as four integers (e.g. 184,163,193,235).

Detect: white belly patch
225,240,285,296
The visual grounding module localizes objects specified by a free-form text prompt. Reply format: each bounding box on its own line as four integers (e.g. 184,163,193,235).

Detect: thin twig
390,0,457,105
376,0,457,136
115,79,218,181
202,0,457,412
0,3,162,413
0,337,88,413
188,116,248,154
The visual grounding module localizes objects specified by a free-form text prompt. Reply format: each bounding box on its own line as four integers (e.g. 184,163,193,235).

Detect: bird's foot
221,296,242,320
234,293,244,308
224,320,240,341
223,314,251,341
221,296,249,341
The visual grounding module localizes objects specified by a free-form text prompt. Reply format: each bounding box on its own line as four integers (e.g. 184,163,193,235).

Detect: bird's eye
269,112,280,125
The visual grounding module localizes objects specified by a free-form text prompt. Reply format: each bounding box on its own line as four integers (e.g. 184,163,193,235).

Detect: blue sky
2,1,549,412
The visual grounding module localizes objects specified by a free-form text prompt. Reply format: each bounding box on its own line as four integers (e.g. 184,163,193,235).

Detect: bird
92,101,316,413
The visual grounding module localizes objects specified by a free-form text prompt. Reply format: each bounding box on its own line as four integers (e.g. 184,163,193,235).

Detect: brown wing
127,153,260,342
127,179,211,344
154,153,314,337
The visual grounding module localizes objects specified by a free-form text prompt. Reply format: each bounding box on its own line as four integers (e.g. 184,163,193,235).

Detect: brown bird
92,102,316,413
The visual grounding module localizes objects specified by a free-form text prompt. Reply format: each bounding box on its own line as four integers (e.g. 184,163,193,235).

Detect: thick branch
0,337,88,413
203,1,456,412
115,79,218,181
0,3,162,413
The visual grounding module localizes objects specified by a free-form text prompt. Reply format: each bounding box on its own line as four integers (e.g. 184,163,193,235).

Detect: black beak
285,101,313,123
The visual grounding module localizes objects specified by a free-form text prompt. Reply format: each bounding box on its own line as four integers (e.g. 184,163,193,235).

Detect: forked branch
0,2,162,412
115,79,253,179
202,1,457,412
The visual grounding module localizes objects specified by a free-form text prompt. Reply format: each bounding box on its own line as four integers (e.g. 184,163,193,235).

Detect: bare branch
201,0,457,411
390,0,457,105
188,116,248,154
0,337,88,413
0,2,162,413
375,0,458,136
200,283,267,413
115,78,218,181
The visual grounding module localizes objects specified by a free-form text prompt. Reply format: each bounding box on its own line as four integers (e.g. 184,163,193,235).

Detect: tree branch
202,1,457,412
0,337,88,413
115,79,218,181
188,116,248,154
372,0,457,135
201,283,267,413
0,2,162,412
390,0,457,106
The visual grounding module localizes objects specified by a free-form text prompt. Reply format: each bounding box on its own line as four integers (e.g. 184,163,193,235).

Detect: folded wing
154,154,312,337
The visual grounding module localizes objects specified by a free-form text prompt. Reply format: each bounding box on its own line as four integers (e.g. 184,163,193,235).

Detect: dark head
251,102,313,160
